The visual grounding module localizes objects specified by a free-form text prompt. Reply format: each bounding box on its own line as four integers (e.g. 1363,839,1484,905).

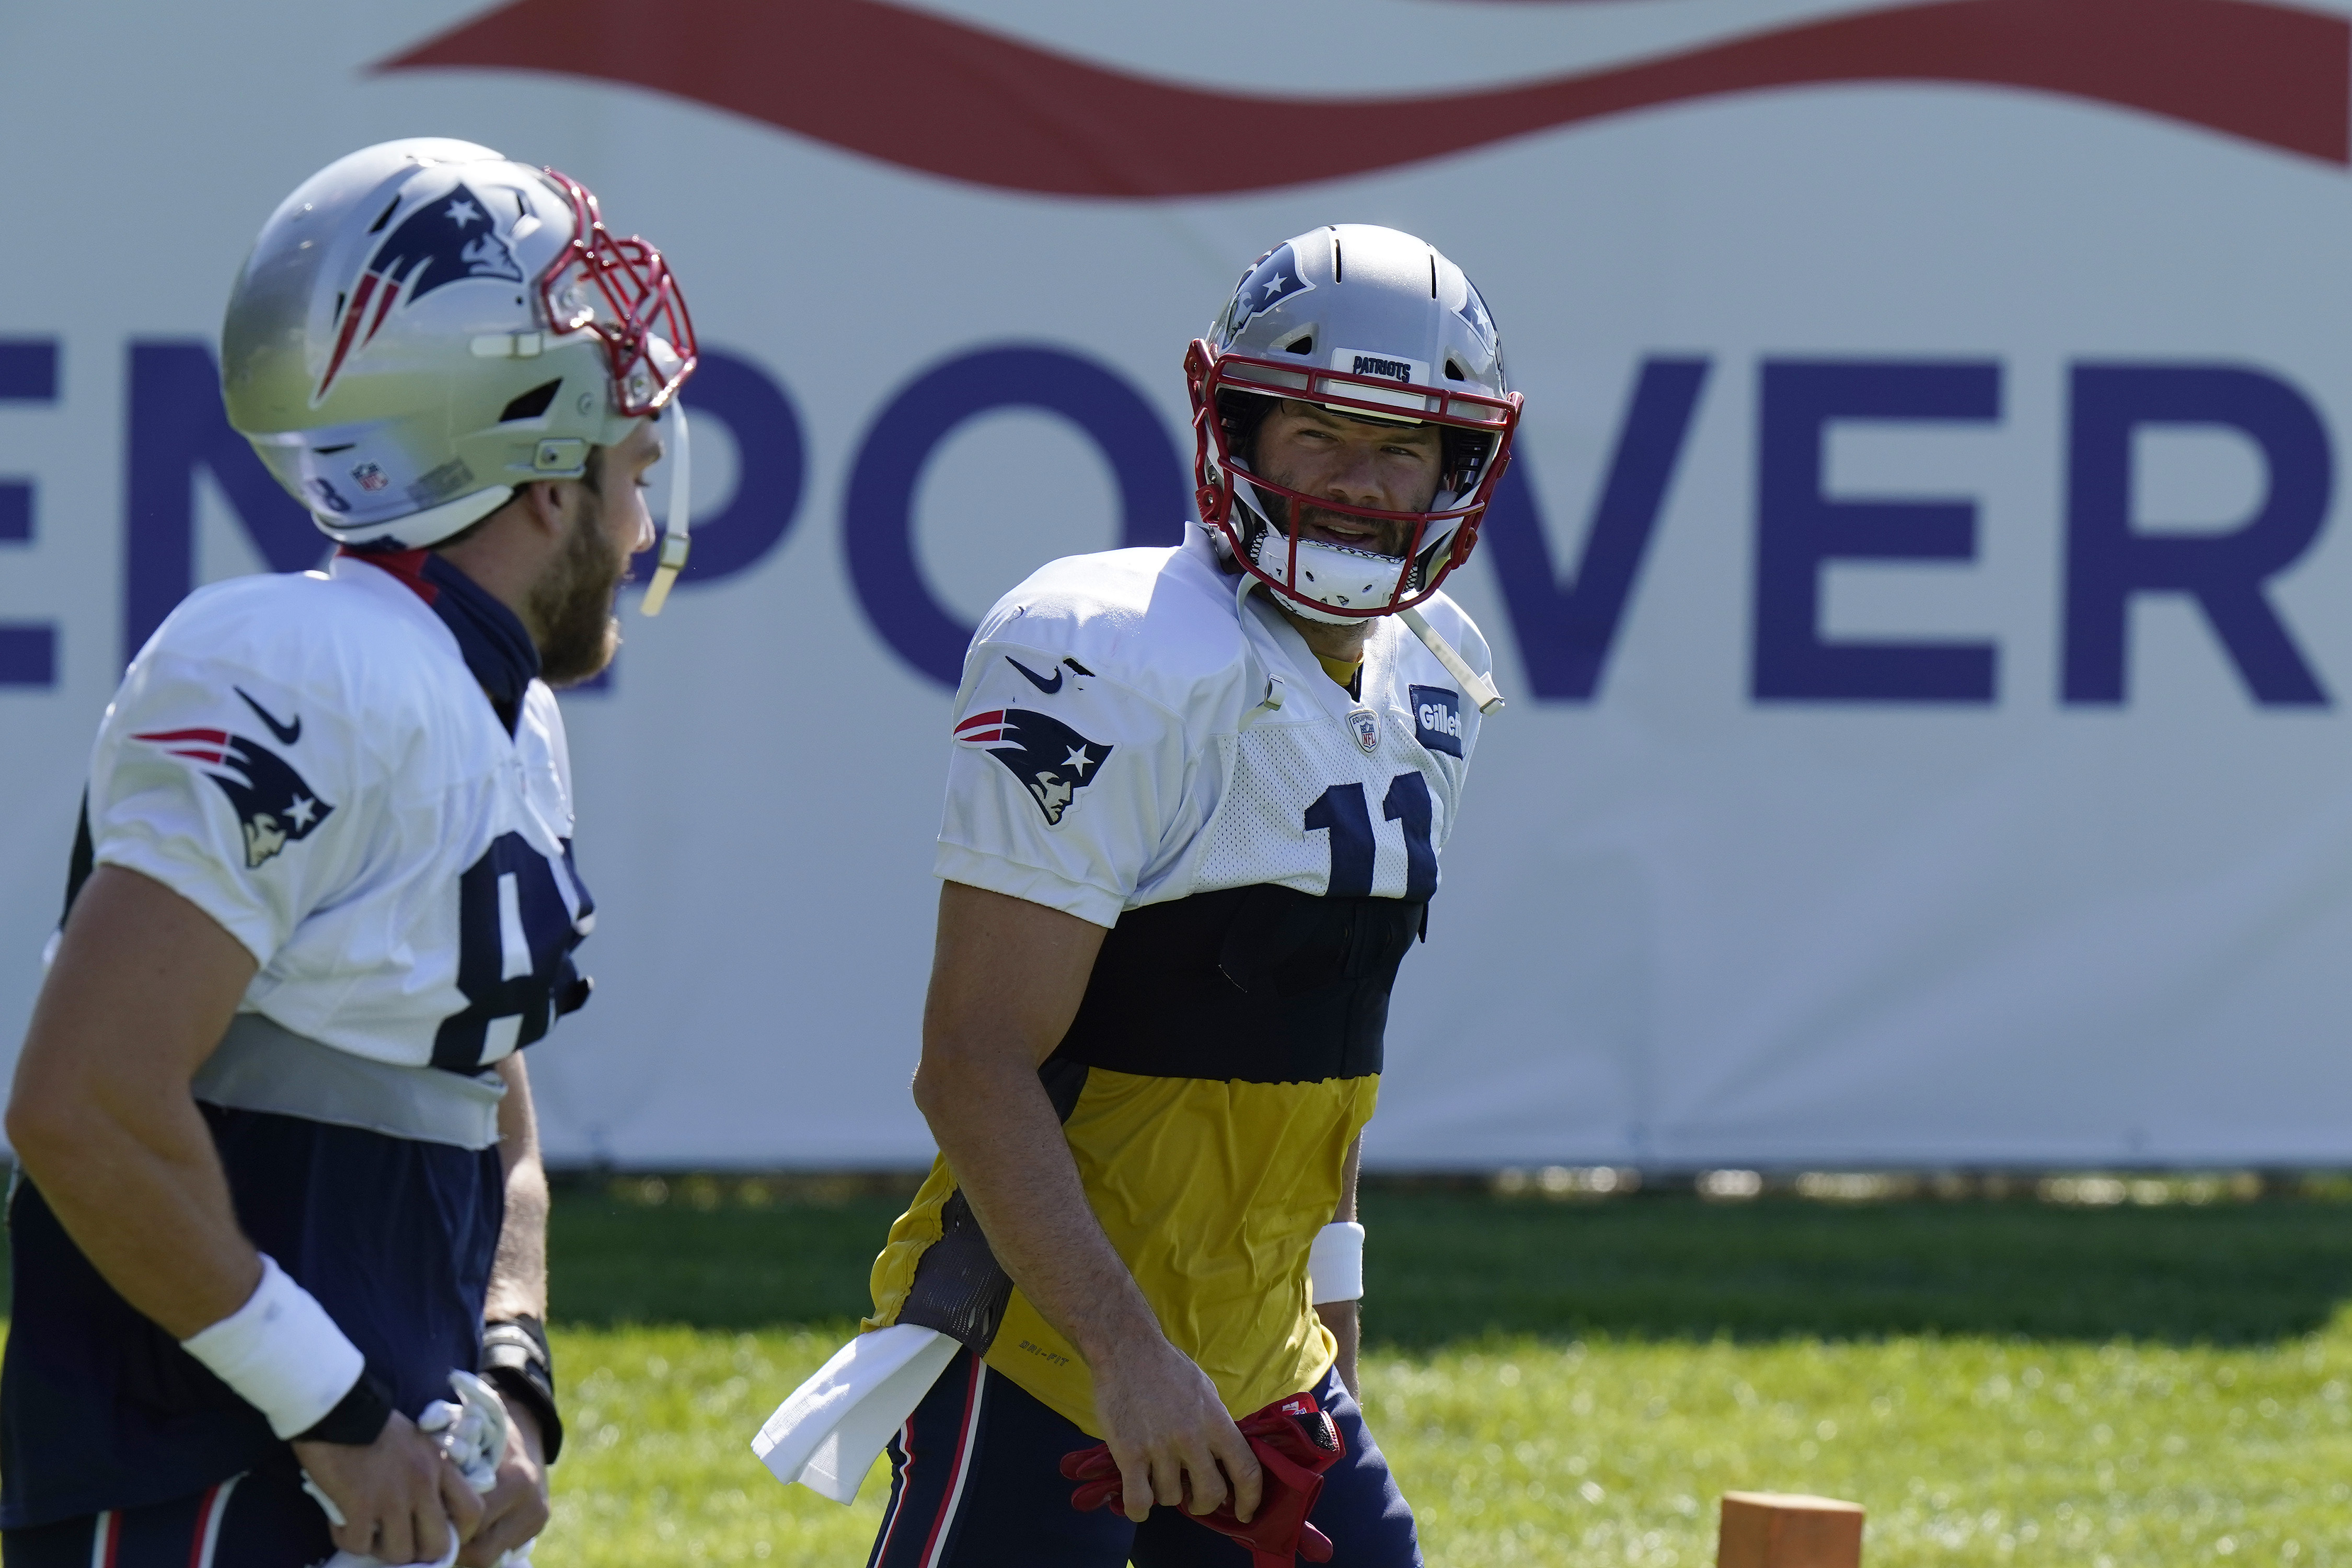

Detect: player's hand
294,1412,485,1565
459,1397,549,1565
1092,1334,1262,1526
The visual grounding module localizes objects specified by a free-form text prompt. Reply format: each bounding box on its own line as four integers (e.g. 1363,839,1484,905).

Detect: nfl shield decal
1348,707,1381,754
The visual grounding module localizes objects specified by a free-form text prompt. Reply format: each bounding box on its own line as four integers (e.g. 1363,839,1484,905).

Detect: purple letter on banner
845,345,1187,688
124,341,322,667
2063,363,2331,707
1479,357,1708,702
1752,360,2001,704
0,339,59,685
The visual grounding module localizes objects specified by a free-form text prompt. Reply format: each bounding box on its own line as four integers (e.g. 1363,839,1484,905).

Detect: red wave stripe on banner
379,0,2350,197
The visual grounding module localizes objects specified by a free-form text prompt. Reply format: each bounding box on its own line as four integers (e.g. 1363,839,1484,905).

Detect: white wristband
1308,1221,1366,1305
180,1254,365,1440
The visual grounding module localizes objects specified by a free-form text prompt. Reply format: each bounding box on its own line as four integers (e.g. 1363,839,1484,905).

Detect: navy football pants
2,1451,331,1568
867,1348,1422,1568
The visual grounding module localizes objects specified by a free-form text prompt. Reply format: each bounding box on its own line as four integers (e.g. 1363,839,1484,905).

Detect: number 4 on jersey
1304,774,1436,900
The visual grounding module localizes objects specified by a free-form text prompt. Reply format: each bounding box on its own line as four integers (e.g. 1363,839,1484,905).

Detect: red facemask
1186,338,1521,619
538,167,698,419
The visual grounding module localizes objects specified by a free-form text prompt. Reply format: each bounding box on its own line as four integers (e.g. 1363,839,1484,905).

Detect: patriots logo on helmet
954,708,1113,826
1456,282,1497,352
134,725,335,868
319,183,526,397
1227,243,1312,335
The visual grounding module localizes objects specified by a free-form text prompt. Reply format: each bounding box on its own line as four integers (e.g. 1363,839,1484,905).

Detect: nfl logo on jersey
1350,709,1381,755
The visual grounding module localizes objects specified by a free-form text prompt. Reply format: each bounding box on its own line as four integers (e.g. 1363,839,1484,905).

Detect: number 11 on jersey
1305,774,1436,900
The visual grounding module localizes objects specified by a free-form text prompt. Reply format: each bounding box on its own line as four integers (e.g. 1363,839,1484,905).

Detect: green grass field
528,1183,2352,1566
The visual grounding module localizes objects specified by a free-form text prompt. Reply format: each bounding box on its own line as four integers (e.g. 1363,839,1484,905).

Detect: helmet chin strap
638,398,691,616
1400,605,1504,714
1226,453,1281,546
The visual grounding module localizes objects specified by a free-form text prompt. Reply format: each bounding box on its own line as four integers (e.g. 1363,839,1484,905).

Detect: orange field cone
1716,1491,1864,1568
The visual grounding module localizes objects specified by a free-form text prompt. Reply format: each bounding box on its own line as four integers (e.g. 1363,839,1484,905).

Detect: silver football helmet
1186,224,1520,625
221,138,698,586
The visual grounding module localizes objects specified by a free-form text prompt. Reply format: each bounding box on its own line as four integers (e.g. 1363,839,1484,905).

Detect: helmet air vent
1278,331,1315,356
498,379,563,423
1331,234,1343,283
1444,359,1467,381
1429,255,1439,298
367,196,400,235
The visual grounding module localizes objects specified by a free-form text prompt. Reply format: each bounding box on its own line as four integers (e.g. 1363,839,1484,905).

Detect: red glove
1061,1390,1346,1567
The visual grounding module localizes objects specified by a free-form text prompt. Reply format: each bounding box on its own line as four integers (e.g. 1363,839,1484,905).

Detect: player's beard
529,505,628,687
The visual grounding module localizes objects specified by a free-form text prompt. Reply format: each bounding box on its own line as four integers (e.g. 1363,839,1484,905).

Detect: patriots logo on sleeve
134,721,335,869
319,183,526,397
955,708,1112,826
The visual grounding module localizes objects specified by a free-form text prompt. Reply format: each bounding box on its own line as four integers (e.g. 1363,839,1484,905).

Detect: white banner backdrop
8,0,2352,1167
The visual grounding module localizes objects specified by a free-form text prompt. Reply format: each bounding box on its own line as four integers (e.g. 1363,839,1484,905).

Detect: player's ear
517,477,577,540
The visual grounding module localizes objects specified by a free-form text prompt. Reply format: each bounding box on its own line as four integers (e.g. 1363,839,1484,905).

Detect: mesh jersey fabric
930,522,1485,928
73,554,593,1071
871,523,1490,1436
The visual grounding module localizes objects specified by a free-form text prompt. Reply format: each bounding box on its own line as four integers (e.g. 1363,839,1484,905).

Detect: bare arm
8,865,264,1333
483,1054,547,1321
913,880,1262,1525
465,1054,551,1566
1313,1135,1363,1400
9,865,477,1563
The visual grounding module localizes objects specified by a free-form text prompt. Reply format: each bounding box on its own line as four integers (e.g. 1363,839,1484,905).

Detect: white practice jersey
936,523,1489,927
80,554,592,1071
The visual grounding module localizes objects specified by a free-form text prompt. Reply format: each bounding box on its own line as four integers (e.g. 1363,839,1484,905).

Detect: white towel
750,1324,960,1503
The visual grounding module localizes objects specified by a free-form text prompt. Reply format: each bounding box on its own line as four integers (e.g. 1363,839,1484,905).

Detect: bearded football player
844,225,1517,1566
2,140,697,1565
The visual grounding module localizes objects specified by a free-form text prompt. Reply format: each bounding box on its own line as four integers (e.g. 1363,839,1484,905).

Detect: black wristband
295,1370,394,1447
482,1315,562,1463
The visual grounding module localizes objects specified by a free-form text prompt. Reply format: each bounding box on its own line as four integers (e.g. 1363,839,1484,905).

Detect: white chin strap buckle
639,399,692,617
1400,606,1504,714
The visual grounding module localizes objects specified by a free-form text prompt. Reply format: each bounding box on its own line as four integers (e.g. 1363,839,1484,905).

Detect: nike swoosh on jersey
1005,656,1064,695
235,686,302,746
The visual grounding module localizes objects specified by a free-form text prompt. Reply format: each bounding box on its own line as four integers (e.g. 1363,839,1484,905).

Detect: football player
859,225,1518,1565
1,140,697,1566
